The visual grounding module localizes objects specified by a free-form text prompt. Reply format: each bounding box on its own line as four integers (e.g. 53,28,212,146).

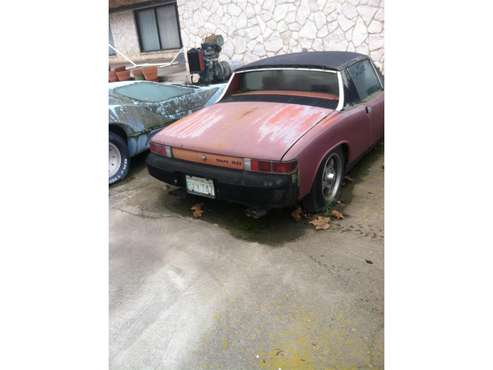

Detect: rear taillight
150,142,173,158
244,158,297,174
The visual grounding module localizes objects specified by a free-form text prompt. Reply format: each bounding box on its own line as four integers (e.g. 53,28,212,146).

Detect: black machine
187,34,232,84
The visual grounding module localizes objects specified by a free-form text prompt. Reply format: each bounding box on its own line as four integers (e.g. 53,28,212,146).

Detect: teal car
109,81,225,184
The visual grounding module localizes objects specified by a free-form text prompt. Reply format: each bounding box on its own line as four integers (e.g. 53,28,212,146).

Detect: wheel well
109,124,127,142
306,142,350,196
340,143,349,165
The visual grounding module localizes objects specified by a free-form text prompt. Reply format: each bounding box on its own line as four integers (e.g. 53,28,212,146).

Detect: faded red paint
172,147,244,170
152,100,334,160
150,89,384,201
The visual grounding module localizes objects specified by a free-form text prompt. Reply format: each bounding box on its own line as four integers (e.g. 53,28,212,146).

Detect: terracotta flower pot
113,65,126,72
143,66,158,81
132,68,145,80
109,70,118,82
116,70,131,81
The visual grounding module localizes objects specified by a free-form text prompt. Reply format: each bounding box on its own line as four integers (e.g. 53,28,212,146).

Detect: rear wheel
109,132,129,185
303,147,345,213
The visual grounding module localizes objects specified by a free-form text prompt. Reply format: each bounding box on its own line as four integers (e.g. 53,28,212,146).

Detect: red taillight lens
257,160,272,172
249,159,297,173
150,141,165,156
272,161,297,173
150,142,172,157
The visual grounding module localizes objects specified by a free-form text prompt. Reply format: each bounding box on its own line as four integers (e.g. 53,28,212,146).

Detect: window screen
136,8,160,52
157,5,181,49
135,4,182,52
347,60,382,101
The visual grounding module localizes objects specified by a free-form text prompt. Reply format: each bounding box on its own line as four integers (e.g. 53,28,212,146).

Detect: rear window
236,69,339,97
114,82,193,102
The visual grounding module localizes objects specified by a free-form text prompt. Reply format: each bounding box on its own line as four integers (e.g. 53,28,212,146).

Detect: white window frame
217,67,344,111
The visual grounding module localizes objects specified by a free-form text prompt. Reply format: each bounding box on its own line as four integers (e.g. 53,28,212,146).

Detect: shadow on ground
339,141,384,205
110,142,384,246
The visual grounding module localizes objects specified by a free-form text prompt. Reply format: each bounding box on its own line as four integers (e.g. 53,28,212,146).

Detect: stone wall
177,0,384,70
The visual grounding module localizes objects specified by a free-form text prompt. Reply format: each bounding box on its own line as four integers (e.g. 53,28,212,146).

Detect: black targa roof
235,51,368,72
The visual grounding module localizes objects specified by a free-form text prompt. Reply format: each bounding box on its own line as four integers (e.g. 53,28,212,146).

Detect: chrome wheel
109,142,122,178
321,152,343,203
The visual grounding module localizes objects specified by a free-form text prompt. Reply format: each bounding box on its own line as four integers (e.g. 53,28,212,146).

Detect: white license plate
185,175,215,198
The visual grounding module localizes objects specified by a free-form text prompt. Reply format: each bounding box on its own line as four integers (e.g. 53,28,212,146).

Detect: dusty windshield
236,69,339,98
114,82,193,102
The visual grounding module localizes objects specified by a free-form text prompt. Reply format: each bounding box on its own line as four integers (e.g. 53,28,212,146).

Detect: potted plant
116,69,131,81
132,68,145,80
109,70,118,82
143,66,158,81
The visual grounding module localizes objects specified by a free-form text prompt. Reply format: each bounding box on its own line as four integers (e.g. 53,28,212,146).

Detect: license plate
185,175,215,198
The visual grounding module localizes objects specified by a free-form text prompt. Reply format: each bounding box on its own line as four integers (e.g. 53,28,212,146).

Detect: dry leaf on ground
309,216,331,230
191,203,204,218
331,209,345,220
291,207,303,222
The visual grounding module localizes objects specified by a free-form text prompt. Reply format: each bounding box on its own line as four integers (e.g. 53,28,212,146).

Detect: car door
346,59,385,145
339,68,373,162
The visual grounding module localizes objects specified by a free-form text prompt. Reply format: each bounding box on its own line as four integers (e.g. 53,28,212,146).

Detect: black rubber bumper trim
146,153,298,208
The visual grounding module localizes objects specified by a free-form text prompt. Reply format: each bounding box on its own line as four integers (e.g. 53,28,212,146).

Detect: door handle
365,106,373,114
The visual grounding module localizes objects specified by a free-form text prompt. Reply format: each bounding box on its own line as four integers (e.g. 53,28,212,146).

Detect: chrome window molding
234,67,338,74
336,71,344,111
217,67,343,110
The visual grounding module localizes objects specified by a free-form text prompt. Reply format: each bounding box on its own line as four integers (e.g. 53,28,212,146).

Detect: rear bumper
146,153,298,208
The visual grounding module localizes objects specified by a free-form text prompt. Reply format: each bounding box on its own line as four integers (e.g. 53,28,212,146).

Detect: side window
347,60,382,102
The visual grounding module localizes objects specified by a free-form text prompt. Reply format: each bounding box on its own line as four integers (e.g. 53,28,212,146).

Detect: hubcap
109,142,122,178
321,153,343,203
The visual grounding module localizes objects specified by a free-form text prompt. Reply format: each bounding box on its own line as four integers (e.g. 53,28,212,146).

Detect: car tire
109,132,129,185
303,147,345,213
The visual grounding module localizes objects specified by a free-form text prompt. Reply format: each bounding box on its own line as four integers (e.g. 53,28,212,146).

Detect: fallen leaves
303,207,346,231
331,209,345,220
191,203,204,218
290,207,303,222
309,216,331,230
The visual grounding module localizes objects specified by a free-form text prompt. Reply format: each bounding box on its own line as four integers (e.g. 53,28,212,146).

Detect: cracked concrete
110,142,384,369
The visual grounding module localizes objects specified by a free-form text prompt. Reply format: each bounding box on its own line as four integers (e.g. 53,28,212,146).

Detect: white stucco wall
109,9,181,66
110,11,140,56
177,0,384,70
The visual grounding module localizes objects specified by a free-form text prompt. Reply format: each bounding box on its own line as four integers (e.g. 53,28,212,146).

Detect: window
109,25,116,56
135,4,182,52
347,60,382,102
237,70,339,98
114,83,193,102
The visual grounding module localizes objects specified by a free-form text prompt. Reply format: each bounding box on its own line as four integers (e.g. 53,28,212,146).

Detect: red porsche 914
146,51,384,212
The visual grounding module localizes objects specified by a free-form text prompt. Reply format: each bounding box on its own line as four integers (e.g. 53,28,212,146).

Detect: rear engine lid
152,100,334,160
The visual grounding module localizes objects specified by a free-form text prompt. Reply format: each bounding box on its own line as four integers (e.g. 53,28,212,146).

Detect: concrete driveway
109,143,384,370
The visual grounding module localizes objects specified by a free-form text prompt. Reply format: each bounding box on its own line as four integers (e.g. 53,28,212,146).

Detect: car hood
109,84,224,133
152,101,334,160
